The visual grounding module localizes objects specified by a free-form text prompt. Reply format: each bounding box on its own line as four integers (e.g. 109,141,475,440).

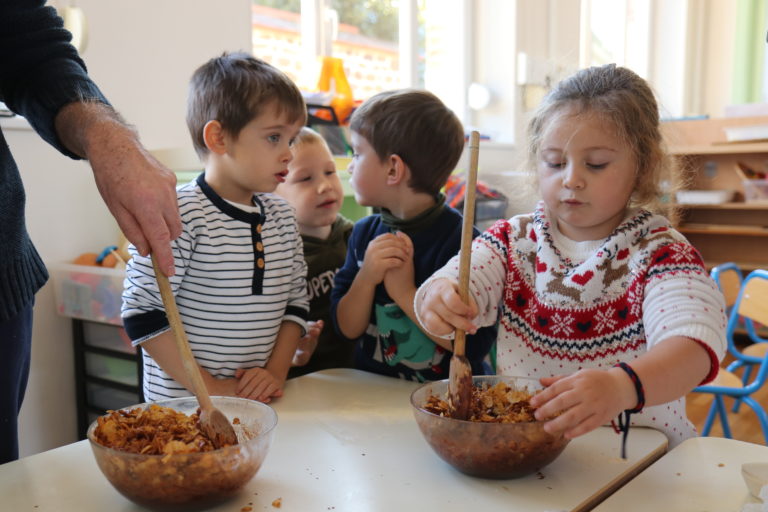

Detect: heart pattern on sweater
536,260,548,272
572,270,594,286
616,248,630,260
576,321,592,332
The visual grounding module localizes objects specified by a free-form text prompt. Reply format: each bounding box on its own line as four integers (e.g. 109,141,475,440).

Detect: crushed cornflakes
92,404,228,454
423,381,536,423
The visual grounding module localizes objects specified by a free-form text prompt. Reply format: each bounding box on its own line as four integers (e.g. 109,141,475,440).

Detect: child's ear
386,154,408,185
202,120,227,155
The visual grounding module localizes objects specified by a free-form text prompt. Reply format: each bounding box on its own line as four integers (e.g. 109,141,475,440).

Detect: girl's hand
416,278,478,336
530,368,636,439
234,367,284,403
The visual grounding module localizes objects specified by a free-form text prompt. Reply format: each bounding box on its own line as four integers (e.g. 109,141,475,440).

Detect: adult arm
55,102,180,275
1,0,180,274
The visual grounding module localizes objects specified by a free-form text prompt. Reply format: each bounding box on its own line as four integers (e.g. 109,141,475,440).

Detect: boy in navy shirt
331,89,496,381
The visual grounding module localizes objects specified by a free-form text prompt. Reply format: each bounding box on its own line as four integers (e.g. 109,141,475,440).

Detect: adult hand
55,102,182,275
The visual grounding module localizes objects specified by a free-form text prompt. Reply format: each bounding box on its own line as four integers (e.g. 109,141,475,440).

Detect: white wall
12,0,252,458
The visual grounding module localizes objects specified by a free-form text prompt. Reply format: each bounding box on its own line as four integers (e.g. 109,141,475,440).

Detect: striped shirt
122,174,308,401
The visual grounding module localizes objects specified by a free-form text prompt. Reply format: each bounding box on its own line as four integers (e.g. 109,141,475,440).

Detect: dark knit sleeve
0,0,109,159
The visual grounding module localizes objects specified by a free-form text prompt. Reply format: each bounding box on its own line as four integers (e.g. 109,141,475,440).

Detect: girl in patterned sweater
414,64,726,448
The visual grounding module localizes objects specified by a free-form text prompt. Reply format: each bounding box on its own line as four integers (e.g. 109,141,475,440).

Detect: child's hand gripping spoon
151,255,238,448
448,130,480,420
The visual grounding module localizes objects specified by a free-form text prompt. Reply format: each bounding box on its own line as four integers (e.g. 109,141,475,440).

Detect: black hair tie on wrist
611,362,646,459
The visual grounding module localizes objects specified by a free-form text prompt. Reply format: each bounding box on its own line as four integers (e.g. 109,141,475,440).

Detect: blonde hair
526,64,675,213
292,126,330,151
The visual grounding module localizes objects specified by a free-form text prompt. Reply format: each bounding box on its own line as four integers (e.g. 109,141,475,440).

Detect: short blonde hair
526,64,675,213
292,126,330,151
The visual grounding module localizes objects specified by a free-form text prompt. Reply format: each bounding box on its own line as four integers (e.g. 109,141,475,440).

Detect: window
580,0,651,78
252,1,468,128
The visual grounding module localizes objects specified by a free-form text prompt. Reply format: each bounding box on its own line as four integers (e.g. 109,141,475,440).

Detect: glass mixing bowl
410,375,570,479
87,396,276,511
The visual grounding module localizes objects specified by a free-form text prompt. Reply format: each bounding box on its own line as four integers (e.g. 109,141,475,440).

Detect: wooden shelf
679,224,768,236
669,142,768,155
704,261,766,273
677,202,768,210
664,116,768,272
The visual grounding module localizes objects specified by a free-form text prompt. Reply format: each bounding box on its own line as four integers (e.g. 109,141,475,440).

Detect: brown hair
526,64,674,212
350,89,464,196
186,52,306,158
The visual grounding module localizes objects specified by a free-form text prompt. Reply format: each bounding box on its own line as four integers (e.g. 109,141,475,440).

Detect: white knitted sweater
417,204,727,447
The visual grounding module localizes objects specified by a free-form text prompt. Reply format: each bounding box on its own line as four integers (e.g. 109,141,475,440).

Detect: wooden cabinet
662,116,768,272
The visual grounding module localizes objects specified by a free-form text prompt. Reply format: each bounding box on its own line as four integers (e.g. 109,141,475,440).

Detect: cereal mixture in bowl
410,375,570,479
87,396,276,511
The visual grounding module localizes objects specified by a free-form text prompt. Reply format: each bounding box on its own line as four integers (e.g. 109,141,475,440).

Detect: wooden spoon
448,130,481,420
151,256,238,448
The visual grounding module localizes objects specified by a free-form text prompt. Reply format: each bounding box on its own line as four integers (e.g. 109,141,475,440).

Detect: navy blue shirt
331,205,496,382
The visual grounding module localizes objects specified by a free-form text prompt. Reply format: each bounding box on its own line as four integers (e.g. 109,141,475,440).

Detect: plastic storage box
743,179,768,202
51,263,125,325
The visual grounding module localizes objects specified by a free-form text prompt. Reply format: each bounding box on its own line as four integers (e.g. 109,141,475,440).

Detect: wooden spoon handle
151,256,214,411
454,131,480,357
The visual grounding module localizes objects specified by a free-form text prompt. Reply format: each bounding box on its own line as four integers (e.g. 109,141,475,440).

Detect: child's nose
562,164,585,190
281,145,293,164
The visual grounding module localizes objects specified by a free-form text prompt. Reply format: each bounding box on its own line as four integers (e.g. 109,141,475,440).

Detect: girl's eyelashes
267,133,280,144
542,160,609,170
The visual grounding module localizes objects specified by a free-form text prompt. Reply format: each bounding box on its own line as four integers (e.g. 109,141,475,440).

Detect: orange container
316,56,354,124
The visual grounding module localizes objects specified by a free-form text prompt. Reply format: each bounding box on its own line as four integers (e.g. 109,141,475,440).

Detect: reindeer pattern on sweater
422,203,727,447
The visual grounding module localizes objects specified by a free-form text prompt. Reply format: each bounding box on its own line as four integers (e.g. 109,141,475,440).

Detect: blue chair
693,269,768,444
710,263,768,412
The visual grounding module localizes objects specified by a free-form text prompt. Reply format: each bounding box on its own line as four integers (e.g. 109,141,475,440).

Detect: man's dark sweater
0,0,108,321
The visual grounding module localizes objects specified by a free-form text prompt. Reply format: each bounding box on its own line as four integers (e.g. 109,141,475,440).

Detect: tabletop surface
0,369,669,512
594,436,768,511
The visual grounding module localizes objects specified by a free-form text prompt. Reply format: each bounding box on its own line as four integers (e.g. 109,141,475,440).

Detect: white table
0,369,668,511
594,436,768,511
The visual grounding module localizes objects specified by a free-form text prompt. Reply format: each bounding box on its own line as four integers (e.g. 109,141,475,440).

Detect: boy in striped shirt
122,53,309,403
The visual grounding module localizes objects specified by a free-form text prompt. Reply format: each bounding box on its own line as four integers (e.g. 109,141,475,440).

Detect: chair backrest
729,270,768,389
711,263,743,309
737,271,768,327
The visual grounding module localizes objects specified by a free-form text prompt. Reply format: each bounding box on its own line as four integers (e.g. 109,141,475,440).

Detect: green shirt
288,215,354,378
